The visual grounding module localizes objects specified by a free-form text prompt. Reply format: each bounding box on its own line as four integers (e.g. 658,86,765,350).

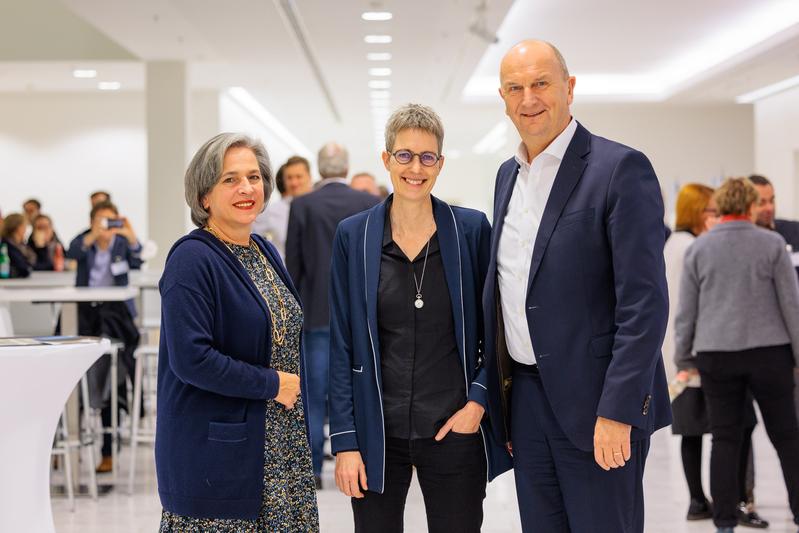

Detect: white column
146,61,189,270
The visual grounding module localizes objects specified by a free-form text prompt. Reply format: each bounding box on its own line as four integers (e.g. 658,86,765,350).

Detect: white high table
0,287,140,491
0,339,110,533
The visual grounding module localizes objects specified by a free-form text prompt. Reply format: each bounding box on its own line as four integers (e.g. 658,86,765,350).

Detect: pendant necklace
412,237,431,309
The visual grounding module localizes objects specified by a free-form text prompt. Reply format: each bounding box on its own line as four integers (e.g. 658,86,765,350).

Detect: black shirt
377,202,465,440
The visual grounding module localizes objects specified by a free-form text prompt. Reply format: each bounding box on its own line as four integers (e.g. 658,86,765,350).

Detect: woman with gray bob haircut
157,132,319,531
674,177,799,532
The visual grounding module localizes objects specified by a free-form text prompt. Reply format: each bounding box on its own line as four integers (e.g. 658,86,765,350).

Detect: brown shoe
96,456,113,473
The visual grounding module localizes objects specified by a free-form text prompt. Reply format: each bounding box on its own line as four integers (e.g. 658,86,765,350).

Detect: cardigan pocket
208,421,248,443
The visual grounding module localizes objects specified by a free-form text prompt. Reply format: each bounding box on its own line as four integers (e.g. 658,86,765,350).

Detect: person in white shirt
482,40,671,533
252,155,313,260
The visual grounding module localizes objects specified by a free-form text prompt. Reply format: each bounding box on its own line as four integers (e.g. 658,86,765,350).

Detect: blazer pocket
208,421,248,443
556,208,594,231
589,332,615,358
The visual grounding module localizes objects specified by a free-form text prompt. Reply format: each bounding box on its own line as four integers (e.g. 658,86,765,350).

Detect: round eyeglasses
390,149,442,167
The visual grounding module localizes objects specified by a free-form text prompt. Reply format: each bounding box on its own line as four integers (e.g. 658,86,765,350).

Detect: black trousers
697,345,799,528
351,434,486,533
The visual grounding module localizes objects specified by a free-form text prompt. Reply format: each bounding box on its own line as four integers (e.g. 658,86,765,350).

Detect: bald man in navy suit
482,40,671,533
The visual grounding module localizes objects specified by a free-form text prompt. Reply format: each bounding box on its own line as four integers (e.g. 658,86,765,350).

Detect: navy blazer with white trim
328,195,513,494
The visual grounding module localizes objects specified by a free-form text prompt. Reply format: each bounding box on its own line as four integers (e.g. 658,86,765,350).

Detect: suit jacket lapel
489,160,521,271
433,197,465,368
364,200,386,374
526,124,591,291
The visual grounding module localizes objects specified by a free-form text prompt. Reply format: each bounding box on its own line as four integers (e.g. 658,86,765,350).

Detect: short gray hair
318,142,348,179
185,132,274,228
384,103,444,154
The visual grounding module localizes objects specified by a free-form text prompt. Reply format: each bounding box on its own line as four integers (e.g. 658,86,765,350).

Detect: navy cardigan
155,229,308,520
328,196,513,494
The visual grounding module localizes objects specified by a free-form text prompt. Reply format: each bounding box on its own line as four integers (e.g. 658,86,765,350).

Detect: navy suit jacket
286,181,380,329
329,196,513,494
483,122,672,451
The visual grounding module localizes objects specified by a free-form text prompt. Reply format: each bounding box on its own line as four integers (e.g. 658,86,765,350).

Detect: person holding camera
67,200,143,472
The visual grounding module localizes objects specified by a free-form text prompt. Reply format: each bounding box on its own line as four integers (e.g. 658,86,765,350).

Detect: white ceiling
1,0,799,173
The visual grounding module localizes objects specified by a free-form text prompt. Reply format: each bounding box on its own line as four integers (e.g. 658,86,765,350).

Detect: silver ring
613,452,623,456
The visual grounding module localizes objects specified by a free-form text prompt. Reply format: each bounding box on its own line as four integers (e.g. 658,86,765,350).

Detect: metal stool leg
80,375,98,500
57,413,75,512
127,352,144,494
111,345,119,483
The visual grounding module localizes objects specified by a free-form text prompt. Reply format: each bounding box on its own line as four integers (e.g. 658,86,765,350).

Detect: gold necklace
204,226,288,346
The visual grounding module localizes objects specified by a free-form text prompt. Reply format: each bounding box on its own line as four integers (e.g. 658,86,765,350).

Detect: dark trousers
697,345,799,528
352,435,486,533
681,426,756,503
304,327,329,477
511,364,649,533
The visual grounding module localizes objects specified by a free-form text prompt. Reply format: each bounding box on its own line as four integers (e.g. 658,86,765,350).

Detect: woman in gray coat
674,177,799,533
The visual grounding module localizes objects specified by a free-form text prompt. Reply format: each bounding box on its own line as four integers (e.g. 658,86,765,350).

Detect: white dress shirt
497,118,578,365
252,195,292,261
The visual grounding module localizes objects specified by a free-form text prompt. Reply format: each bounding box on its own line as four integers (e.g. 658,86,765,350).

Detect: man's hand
335,451,368,498
115,217,139,247
593,416,631,471
434,400,484,441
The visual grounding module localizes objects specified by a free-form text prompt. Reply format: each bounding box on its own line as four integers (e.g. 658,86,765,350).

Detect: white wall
432,103,754,222
0,93,146,243
754,85,799,219
574,103,754,220
0,94,756,240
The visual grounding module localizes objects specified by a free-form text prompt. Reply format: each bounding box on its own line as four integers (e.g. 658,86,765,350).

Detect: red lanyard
719,215,751,223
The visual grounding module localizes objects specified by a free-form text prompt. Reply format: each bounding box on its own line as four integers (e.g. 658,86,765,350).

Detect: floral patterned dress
159,242,319,532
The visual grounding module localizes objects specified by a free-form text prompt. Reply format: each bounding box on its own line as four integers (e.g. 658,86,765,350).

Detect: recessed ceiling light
98,81,121,91
364,35,392,44
369,68,392,77
368,80,391,89
362,12,393,21
73,69,97,79
367,52,392,61
370,90,391,99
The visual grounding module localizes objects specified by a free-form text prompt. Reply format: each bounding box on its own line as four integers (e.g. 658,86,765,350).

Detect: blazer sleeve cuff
467,382,489,410
330,430,359,454
264,368,280,399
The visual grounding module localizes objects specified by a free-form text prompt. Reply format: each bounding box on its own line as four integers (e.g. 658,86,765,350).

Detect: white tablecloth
0,340,109,533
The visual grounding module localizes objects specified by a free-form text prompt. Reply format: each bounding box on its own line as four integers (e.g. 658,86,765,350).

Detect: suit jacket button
642,394,652,415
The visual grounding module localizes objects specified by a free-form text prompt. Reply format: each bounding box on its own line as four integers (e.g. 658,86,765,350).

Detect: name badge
110,260,130,276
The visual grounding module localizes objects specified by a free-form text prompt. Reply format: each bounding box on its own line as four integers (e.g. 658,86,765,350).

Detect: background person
674,177,799,533
350,172,381,196
285,142,379,487
0,213,35,278
67,200,142,472
28,214,64,271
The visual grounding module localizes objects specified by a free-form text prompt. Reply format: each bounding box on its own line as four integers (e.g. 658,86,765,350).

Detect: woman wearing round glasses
328,103,512,532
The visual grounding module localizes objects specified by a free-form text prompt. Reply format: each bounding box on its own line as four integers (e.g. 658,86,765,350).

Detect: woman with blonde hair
675,177,799,533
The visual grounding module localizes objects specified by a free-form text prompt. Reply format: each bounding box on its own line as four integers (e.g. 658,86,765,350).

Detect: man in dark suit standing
286,142,380,487
750,174,799,263
483,40,671,533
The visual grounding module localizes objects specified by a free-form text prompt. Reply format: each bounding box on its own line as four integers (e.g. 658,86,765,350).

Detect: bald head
500,40,569,84
498,39,575,162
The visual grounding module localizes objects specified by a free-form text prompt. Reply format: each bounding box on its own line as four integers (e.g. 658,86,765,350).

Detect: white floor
52,424,797,533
